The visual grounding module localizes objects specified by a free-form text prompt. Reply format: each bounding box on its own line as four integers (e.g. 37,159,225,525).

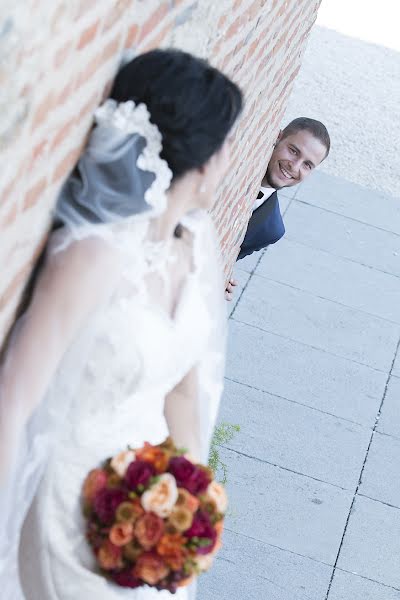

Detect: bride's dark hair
110,49,243,180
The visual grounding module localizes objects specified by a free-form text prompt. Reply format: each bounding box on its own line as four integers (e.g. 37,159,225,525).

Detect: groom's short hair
281,117,330,158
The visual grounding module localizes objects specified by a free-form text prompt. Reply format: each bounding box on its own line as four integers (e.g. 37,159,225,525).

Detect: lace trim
95,100,172,217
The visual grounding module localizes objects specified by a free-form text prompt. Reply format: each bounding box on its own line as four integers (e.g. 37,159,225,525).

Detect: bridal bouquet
82,438,227,592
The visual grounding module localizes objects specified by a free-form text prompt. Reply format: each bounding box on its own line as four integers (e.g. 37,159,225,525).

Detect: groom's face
264,129,327,190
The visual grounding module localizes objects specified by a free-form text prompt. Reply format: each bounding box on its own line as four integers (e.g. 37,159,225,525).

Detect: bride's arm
0,235,119,481
164,367,202,461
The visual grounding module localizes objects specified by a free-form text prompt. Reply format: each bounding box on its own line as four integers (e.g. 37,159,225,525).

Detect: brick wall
0,0,321,346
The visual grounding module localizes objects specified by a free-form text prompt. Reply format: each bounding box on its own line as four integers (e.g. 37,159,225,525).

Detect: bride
0,49,243,599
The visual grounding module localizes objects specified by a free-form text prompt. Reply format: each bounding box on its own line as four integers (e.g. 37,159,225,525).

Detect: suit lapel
248,190,278,230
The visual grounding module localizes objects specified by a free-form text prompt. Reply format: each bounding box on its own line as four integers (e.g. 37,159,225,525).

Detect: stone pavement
199,171,400,599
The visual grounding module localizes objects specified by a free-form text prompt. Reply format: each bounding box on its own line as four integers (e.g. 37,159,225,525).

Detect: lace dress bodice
14,210,226,600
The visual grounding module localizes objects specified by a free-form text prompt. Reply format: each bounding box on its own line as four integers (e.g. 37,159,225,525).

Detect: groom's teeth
280,166,292,179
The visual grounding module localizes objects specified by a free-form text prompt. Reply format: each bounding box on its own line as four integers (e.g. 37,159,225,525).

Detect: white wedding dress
16,210,225,600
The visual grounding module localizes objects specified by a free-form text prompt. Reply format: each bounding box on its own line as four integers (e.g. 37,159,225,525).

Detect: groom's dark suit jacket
237,190,285,260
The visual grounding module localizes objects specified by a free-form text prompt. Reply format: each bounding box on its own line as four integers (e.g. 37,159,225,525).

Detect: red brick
0,265,31,312
137,4,170,44
77,20,100,50
54,41,74,68
51,146,82,184
125,24,139,48
139,22,172,53
31,93,55,130
102,35,121,62
50,118,77,152
0,203,18,228
29,139,49,170
23,177,48,211
102,0,131,33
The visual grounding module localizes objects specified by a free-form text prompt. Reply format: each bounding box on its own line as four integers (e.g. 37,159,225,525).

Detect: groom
226,117,331,300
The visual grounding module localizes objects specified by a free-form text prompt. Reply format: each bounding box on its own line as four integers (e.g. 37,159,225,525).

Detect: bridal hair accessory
54,99,172,241
82,438,227,592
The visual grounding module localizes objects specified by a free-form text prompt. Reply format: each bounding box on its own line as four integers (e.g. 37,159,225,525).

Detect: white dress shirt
252,186,275,212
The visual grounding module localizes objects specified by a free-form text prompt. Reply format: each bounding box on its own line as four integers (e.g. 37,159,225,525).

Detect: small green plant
208,422,240,484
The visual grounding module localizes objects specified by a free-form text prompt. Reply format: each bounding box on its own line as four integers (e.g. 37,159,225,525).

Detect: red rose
135,512,165,550
93,488,127,524
112,569,141,588
185,510,217,555
168,457,211,495
125,460,156,491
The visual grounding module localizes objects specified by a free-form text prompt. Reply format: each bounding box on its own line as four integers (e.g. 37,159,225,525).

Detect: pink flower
125,460,156,491
168,457,211,495
93,488,127,524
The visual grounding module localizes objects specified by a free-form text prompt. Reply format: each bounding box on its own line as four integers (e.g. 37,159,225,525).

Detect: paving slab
337,495,400,589
392,350,400,377
199,529,332,600
284,201,400,277
233,275,400,371
328,569,400,600
219,448,353,564
256,238,400,324
220,378,370,489
296,171,400,235
236,250,262,273
228,267,250,316
279,184,301,200
377,376,400,439
359,432,400,508
226,320,387,426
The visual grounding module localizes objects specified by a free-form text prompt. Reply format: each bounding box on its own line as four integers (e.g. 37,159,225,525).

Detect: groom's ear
274,129,283,147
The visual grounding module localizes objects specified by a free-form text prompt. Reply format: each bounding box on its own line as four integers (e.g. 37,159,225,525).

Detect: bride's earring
199,182,207,194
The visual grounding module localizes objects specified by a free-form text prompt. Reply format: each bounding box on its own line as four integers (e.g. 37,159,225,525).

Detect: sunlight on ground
317,0,400,52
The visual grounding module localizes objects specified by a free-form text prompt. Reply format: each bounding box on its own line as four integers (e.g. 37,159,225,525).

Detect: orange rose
176,574,195,588
141,474,178,518
115,500,144,524
97,540,123,570
134,513,165,550
82,469,107,505
156,533,188,570
176,488,200,514
205,481,228,513
213,520,224,554
136,443,170,473
133,552,169,585
109,521,134,546
168,507,194,532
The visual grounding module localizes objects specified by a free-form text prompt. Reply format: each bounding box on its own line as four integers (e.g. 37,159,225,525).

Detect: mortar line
223,446,349,491
295,198,400,238
324,335,400,599
224,375,372,427
230,318,389,374
247,272,400,327
283,236,400,281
